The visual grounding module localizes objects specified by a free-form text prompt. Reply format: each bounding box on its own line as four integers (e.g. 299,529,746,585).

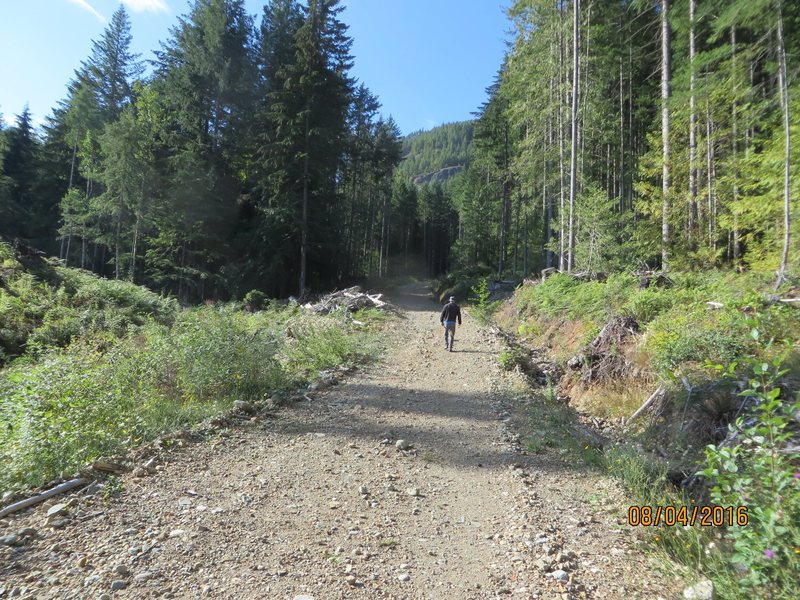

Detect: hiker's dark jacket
440,303,462,325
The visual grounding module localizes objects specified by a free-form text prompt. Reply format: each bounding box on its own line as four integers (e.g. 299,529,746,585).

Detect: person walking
440,296,462,351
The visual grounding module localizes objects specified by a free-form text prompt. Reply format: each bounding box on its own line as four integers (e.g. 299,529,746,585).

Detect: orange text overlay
627,505,748,527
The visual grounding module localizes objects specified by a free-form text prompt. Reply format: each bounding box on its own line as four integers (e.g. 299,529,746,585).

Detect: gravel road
0,283,679,599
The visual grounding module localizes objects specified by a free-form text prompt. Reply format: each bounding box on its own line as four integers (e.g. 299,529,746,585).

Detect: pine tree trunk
379,191,388,278
688,0,697,244
558,7,566,271
524,210,529,276
130,211,140,283
514,190,520,275
114,211,120,280
661,0,671,270
706,103,715,251
545,106,553,267
567,0,580,273
579,2,591,190
776,0,791,282
300,112,310,295
619,55,625,211
628,42,633,209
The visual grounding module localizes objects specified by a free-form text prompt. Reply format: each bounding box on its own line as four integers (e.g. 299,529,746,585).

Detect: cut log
0,478,87,519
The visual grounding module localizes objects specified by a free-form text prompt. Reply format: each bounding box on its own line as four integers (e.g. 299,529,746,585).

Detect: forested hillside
395,121,474,185
0,0,797,289
0,1,414,299
447,0,798,279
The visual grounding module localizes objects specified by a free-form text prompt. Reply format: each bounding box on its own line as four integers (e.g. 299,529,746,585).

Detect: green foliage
605,444,669,505
601,321,800,600
395,121,474,184
498,346,524,371
603,444,713,582
565,184,630,274
645,307,746,374
0,241,176,363
622,288,675,324
519,385,603,466
517,319,540,337
699,353,800,597
470,278,501,324
243,289,267,312
510,269,800,378
432,265,492,304
516,273,638,325
0,303,384,492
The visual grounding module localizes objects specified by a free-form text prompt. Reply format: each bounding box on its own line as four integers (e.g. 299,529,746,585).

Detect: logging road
0,282,678,599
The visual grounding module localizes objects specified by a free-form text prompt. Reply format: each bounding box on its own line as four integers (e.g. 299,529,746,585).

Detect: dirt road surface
0,283,678,599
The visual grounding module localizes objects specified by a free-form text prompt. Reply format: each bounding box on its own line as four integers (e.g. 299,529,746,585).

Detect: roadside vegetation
474,269,799,599
0,241,385,492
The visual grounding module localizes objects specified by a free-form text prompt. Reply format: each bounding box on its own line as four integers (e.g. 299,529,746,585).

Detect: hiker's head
449,296,456,303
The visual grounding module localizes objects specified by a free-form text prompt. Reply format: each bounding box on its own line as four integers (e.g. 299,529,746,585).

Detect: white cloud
65,0,106,23
122,0,170,13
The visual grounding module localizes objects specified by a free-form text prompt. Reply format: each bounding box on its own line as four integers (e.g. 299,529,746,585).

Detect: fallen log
0,478,87,519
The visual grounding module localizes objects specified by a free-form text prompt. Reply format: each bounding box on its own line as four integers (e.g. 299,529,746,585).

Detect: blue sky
0,0,510,136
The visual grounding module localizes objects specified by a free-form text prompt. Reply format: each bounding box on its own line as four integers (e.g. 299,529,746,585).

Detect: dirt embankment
0,283,679,599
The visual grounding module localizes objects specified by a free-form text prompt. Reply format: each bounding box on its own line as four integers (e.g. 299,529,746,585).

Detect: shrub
243,289,268,312
646,307,747,373
699,353,800,598
622,288,674,324
470,278,502,324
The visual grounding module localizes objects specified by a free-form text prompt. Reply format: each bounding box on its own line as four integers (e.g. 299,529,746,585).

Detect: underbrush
0,284,385,491
0,241,177,363
492,268,799,597
432,265,494,304
606,355,800,600
501,271,799,409
514,383,604,468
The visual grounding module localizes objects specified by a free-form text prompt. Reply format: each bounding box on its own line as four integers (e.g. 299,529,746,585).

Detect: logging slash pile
302,286,389,314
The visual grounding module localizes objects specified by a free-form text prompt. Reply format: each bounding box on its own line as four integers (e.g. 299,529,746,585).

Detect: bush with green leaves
469,278,501,324
508,269,799,380
645,307,747,374
515,272,638,325
243,289,268,312
432,266,493,304
699,351,800,598
0,241,178,363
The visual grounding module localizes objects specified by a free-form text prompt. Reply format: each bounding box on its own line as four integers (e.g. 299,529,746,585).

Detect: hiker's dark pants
443,321,456,349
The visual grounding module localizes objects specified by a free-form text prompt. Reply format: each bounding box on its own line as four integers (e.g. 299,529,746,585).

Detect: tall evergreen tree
82,6,142,121
152,0,258,299
260,0,353,294
2,108,40,240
